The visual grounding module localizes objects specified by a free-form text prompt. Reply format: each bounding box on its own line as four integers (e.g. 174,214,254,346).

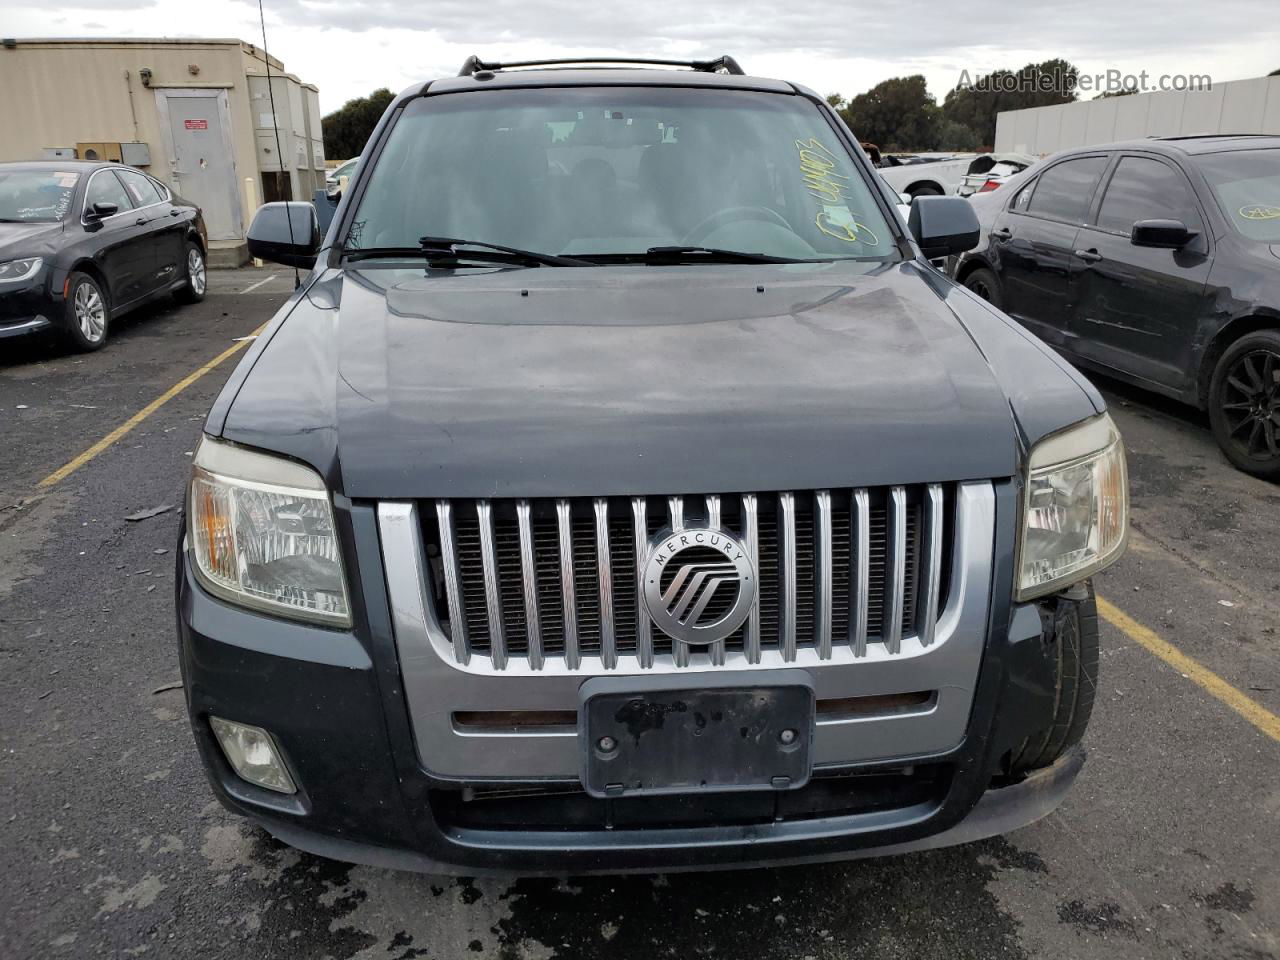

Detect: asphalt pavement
1,267,1277,960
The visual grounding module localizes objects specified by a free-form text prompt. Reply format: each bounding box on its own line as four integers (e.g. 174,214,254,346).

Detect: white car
879,153,1036,199
956,154,1038,196
324,157,359,196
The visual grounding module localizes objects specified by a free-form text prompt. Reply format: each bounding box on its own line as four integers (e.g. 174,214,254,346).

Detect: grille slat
556,501,579,668
594,499,616,668
516,501,544,670
427,487,949,671
476,501,508,669
884,487,908,656
815,491,833,660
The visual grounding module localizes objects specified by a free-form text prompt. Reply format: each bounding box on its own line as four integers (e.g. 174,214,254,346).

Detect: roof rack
457,55,745,77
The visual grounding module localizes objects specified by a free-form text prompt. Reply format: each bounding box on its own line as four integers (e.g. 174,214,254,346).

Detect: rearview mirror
1130,219,1197,249
247,201,321,267
908,196,980,259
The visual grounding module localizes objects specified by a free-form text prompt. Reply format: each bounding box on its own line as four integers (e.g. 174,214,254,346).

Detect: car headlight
0,257,43,284
1017,413,1128,600
188,436,351,626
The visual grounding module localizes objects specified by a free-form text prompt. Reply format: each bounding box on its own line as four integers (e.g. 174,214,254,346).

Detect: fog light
209,717,296,794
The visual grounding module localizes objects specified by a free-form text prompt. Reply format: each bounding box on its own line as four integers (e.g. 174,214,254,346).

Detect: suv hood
218,262,1082,499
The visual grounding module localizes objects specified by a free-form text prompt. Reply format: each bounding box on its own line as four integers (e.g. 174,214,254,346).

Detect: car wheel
963,267,1003,309
1008,585,1099,775
909,184,944,198
1207,329,1280,479
175,242,207,304
62,271,110,352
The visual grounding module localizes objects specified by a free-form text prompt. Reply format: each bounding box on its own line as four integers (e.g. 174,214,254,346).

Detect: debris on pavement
125,505,174,522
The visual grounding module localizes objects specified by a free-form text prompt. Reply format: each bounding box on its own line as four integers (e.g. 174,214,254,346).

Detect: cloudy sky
2,0,1278,113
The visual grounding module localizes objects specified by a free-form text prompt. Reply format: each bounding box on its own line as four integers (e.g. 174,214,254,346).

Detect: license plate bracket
578,670,815,799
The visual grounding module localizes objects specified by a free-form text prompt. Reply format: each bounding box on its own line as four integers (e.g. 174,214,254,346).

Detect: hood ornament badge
642,528,756,645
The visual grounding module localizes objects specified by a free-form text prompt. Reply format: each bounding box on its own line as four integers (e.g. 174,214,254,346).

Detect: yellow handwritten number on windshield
795,138,851,204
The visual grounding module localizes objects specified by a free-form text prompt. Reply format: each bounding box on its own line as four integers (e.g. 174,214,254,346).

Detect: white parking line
239,274,279,295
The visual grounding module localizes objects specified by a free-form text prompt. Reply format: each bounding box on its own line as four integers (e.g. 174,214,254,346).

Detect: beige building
0,37,327,264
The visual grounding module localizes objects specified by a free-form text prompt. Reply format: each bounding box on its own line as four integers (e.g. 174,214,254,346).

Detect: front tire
175,242,207,304
62,271,110,352
963,266,1003,309
1207,329,1280,480
1008,585,1099,775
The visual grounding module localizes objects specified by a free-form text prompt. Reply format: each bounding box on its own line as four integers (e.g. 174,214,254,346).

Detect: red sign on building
184,119,208,130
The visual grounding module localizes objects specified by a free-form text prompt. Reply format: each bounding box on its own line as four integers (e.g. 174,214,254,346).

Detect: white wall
995,75,1280,154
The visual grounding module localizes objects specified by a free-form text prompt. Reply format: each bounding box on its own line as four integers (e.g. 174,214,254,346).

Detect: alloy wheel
188,248,207,296
1220,348,1280,459
74,282,106,343
967,278,992,301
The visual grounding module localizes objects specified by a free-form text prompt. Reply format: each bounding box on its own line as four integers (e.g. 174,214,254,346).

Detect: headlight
188,437,351,625
0,257,43,284
1017,413,1128,600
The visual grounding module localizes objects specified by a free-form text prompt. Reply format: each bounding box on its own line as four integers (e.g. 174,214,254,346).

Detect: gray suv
176,56,1128,873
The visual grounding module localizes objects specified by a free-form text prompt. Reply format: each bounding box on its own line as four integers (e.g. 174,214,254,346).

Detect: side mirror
247,201,321,267
908,195,980,259
898,192,913,206
1131,219,1197,249
87,201,118,221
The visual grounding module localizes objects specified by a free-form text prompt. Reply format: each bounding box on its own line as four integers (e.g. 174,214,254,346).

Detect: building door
155,89,242,242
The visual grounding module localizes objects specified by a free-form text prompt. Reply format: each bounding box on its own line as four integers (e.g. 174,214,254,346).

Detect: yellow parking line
37,323,267,489
1097,596,1280,744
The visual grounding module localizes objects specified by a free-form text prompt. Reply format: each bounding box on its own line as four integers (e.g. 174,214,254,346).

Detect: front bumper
0,282,57,338
176,482,1081,874
257,746,1084,876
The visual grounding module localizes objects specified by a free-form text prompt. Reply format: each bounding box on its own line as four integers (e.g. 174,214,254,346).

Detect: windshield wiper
342,237,590,268
419,236,591,267
580,246,807,265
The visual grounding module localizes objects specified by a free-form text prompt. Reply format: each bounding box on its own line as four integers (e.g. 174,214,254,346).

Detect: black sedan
0,160,208,351
951,135,1280,479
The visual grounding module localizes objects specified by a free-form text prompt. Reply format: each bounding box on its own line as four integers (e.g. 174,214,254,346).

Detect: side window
117,169,165,207
1025,156,1109,224
83,171,133,216
1096,157,1202,234
1011,177,1036,212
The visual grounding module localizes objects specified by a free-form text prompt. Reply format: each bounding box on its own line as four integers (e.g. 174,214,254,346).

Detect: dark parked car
0,161,207,351
177,56,1128,875
951,136,1280,479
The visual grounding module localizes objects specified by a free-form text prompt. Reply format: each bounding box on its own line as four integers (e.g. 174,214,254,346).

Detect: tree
935,118,982,151
840,75,939,151
942,59,1080,147
321,88,396,161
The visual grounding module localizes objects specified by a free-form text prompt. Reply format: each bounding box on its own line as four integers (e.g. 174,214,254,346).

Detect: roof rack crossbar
457,55,744,77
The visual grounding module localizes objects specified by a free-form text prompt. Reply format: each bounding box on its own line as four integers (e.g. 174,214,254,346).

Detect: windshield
1196,148,1280,243
0,169,80,223
348,87,897,262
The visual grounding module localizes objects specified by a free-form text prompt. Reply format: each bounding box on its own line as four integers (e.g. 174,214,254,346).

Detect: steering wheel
682,206,794,246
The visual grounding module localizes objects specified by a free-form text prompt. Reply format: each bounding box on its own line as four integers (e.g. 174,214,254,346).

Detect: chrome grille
424,487,949,670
